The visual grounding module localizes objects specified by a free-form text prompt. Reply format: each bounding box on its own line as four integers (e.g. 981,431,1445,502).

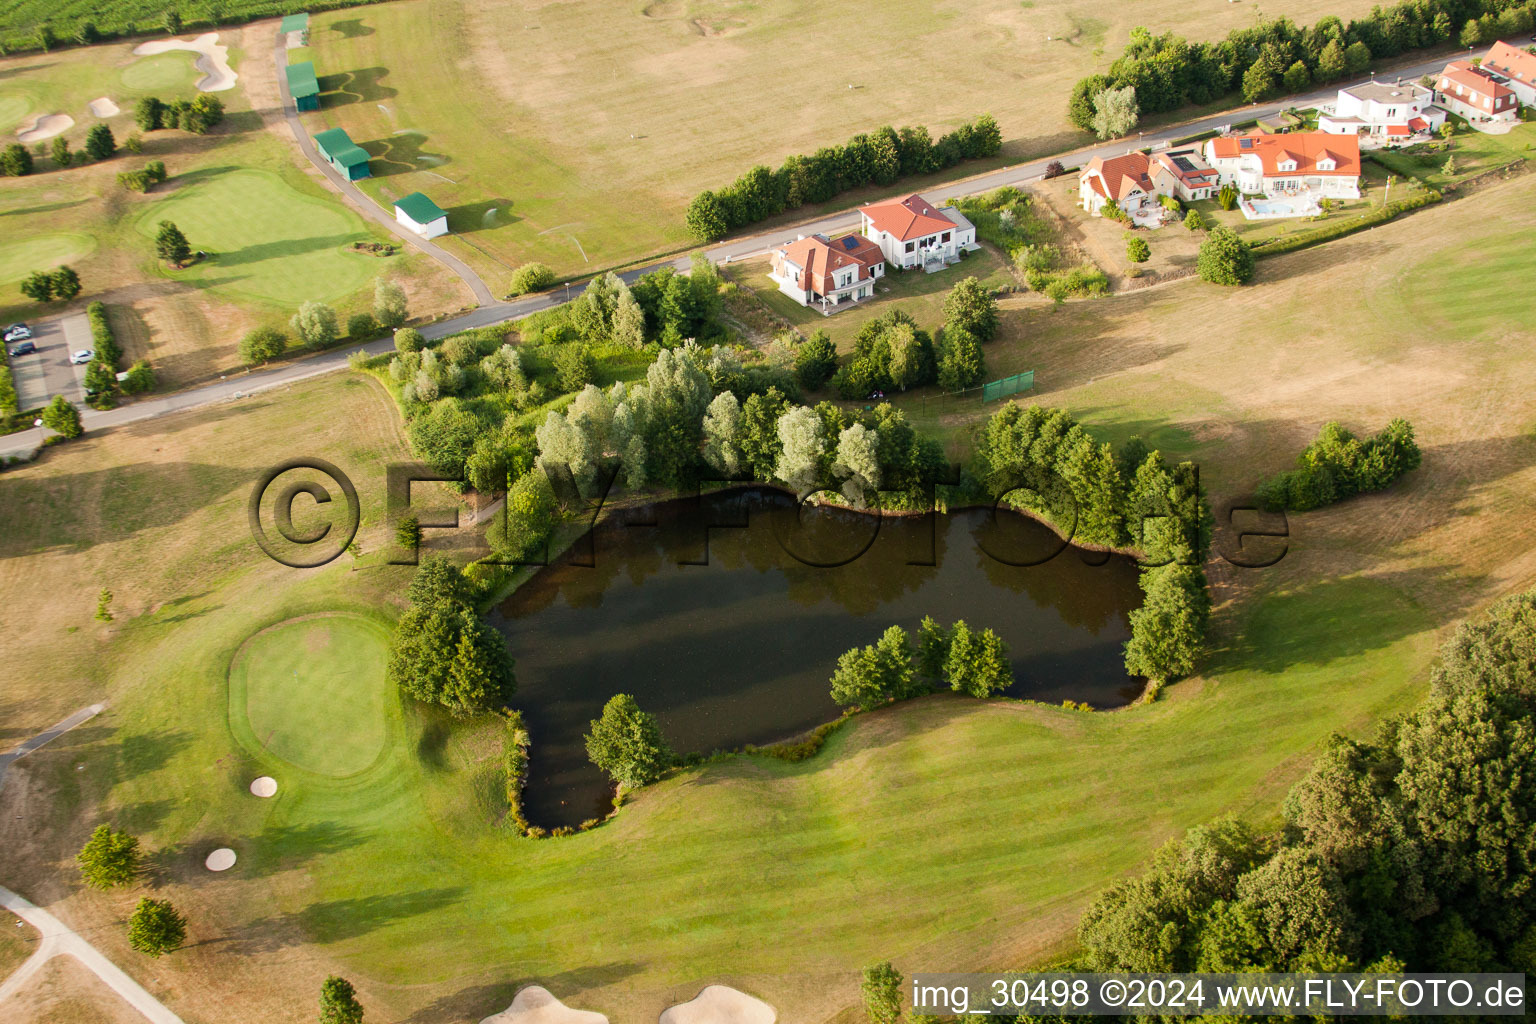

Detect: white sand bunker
205,848,237,872
131,33,238,92
659,986,776,1024
481,986,608,1024
88,97,120,118
250,776,278,798
17,114,74,143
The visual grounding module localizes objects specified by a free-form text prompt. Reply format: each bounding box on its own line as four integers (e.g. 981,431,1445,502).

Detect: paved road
0,50,1465,463
0,885,185,1024
0,703,106,791
6,313,88,412
271,27,498,306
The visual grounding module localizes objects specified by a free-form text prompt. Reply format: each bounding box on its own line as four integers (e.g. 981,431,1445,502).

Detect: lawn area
722,243,1014,352
0,911,39,980
0,29,469,389
133,168,377,306
230,613,394,778
1368,118,1536,189
3,176,1536,1024
288,0,1389,283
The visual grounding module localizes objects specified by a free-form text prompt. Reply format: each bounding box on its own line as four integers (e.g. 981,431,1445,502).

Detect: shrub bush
1256,418,1421,511
507,262,555,296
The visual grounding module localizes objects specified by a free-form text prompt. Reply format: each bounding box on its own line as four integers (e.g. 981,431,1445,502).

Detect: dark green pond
492,487,1143,828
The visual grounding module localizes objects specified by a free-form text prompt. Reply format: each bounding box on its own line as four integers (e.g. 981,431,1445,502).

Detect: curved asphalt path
0,49,1465,462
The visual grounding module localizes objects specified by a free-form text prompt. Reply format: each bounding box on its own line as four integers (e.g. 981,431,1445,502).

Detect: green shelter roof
394,191,448,224
285,61,319,98
313,128,370,168
280,13,310,32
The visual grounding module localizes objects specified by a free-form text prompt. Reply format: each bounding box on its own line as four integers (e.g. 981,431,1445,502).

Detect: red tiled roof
1207,131,1360,177
1408,116,1428,131
1439,62,1516,103
1484,40,1536,85
773,233,883,297
1386,124,1410,136
858,193,954,241
1080,152,1154,201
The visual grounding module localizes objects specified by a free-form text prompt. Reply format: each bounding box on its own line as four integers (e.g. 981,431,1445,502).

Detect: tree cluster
134,94,224,135
1082,586,1536,975
1257,418,1422,511
386,555,516,716
117,160,168,193
828,617,1014,710
1067,1,1532,132
685,115,1003,241
831,309,939,399
20,265,82,303
973,404,1213,683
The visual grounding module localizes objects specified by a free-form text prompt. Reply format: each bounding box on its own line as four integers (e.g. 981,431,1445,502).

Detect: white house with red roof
1318,80,1444,146
858,193,976,270
1482,40,1536,108
1203,131,1361,200
1434,60,1519,123
1078,152,1156,215
769,232,885,311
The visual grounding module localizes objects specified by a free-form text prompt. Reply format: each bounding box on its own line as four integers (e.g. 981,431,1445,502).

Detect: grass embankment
2,179,1536,1022
0,30,468,388
288,0,1387,283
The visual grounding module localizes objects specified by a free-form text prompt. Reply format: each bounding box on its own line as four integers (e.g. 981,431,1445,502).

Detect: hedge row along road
0,45,1463,462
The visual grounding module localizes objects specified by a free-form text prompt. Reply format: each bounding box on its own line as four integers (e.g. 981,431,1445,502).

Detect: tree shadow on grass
1206,567,1468,678
448,198,519,234
218,109,262,135
0,198,89,219
318,67,397,107
148,819,373,884
330,18,375,38
362,131,450,177
290,886,469,944
212,234,363,267
401,964,642,1024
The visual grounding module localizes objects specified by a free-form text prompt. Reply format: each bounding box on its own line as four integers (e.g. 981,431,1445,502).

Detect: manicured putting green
0,233,96,284
0,95,33,133
136,168,374,306
120,52,197,92
232,614,391,777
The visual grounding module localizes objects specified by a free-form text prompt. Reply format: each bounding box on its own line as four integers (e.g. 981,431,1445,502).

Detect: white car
3,324,30,343
70,348,95,365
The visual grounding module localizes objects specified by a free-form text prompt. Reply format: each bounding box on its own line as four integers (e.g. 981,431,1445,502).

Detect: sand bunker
87,97,120,118
481,986,608,1024
250,776,278,798
205,848,237,871
659,986,776,1024
17,114,74,143
131,33,238,92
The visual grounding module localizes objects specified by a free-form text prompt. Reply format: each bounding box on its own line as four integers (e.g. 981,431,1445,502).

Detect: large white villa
857,193,977,270
1203,131,1362,201
1318,79,1445,146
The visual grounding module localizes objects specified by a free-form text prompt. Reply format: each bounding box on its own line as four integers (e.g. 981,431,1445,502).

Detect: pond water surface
492,488,1143,828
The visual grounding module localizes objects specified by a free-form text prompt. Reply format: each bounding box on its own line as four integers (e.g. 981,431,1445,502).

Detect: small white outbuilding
393,191,449,239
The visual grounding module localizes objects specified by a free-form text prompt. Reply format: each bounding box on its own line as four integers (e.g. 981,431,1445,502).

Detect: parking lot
7,313,89,413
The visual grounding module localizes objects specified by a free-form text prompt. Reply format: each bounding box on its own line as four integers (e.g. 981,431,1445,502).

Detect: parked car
3,323,31,343
70,348,95,365
9,340,37,357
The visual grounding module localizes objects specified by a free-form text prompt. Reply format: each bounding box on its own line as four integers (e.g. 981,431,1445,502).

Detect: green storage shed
313,128,372,181
286,61,320,111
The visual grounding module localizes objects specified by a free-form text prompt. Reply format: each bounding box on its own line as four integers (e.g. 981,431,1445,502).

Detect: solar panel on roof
841,236,859,250
1240,138,1254,148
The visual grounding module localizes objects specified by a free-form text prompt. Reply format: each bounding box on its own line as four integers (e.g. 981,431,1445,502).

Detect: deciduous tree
127,899,186,957
584,693,673,788
76,824,138,888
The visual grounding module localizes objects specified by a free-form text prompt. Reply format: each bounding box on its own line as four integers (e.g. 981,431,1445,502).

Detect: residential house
858,193,976,269
1149,148,1220,202
1434,61,1519,123
1479,40,1536,108
1203,131,1361,199
769,233,885,311
1078,151,1156,215
394,192,450,239
1318,80,1445,145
